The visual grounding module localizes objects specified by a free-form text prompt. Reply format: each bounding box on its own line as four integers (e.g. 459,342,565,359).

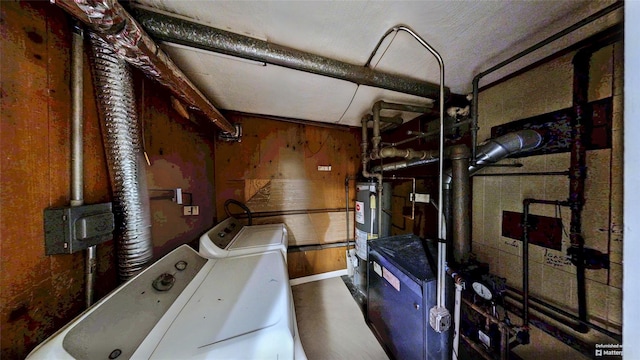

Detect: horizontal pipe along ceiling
130,7,452,101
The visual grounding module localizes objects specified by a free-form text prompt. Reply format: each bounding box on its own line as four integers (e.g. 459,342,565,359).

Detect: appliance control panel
208,217,244,249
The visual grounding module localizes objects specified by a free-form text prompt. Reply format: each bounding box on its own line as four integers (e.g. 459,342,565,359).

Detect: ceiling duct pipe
130,7,451,101
88,32,153,281
53,0,238,137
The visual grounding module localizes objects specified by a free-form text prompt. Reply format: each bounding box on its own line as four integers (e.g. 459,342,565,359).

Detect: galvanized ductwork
89,33,153,280
467,130,543,176
444,129,543,265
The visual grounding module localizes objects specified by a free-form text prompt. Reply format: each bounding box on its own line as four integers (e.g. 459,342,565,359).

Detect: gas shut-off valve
429,306,451,333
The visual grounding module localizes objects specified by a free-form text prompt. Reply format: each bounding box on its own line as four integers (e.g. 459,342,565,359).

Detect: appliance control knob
152,273,175,291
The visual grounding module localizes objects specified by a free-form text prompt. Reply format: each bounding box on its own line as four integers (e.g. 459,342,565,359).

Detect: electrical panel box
44,203,115,255
367,234,451,360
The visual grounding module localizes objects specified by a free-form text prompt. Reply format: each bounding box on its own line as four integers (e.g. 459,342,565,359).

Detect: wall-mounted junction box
44,203,114,255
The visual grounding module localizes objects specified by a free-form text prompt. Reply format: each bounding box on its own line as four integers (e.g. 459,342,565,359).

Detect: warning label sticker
373,261,382,277
383,267,400,291
355,201,365,224
355,228,368,259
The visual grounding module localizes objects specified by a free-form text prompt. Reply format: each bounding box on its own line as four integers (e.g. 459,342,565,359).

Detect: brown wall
1,3,113,357
1,2,217,357
139,78,218,260
215,114,362,277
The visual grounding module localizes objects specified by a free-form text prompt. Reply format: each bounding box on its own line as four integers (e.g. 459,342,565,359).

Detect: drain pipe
88,33,153,281
69,25,96,307
53,0,238,137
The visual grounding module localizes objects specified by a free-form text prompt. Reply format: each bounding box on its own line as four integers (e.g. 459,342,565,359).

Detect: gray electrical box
44,203,115,255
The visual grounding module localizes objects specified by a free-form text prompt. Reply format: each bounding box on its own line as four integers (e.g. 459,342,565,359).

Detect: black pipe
521,198,572,331
522,200,530,329
504,286,622,342
474,171,569,177
233,207,351,219
525,199,571,207
470,1,623,164
570,48,590,333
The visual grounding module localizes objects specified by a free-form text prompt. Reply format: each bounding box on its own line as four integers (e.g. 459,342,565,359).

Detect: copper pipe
53,0,236,135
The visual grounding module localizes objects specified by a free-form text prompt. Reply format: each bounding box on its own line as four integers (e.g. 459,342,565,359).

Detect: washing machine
199,217,288,259
26,245,307,360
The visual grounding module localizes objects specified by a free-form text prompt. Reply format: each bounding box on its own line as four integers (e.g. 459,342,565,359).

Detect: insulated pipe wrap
89,33,153,280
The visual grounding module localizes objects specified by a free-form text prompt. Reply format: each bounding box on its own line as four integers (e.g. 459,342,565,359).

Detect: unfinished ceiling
130,0,621,127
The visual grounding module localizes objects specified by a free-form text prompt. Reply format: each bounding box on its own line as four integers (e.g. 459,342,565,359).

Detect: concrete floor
291,276,389,360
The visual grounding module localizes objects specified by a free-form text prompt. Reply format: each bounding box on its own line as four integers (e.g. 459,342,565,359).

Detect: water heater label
355,201,365,224
382,267,400,292
355,228,368,259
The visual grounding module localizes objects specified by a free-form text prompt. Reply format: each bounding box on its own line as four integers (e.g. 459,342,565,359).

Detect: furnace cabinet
367,234,451,360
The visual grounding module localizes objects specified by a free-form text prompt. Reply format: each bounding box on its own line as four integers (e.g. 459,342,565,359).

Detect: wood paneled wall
1,2,218,357
1,3,113,357
215,114,362,278
139,77,218,260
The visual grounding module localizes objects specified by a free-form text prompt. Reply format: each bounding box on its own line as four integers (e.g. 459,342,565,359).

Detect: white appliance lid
229,224,286,250
150,251,293,358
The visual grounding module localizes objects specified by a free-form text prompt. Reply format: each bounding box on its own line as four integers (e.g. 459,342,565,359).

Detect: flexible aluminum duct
89,32,153,280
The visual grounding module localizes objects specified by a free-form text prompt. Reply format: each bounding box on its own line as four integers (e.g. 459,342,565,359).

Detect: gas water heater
353,180,391,293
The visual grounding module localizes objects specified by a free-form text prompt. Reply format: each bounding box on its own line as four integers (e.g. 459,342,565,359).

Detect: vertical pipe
500,324,509,360
345,176,350,246
451,144,471,264
570,49,590,331
70,25,96,308
452,282,463,360
522,200,530,328
471,78,479,165
71,25,84,208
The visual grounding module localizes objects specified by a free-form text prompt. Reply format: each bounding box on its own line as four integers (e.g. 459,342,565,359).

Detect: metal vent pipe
130,7,450,101
445,130,543,267
88,33,153,280
53,0,237,136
